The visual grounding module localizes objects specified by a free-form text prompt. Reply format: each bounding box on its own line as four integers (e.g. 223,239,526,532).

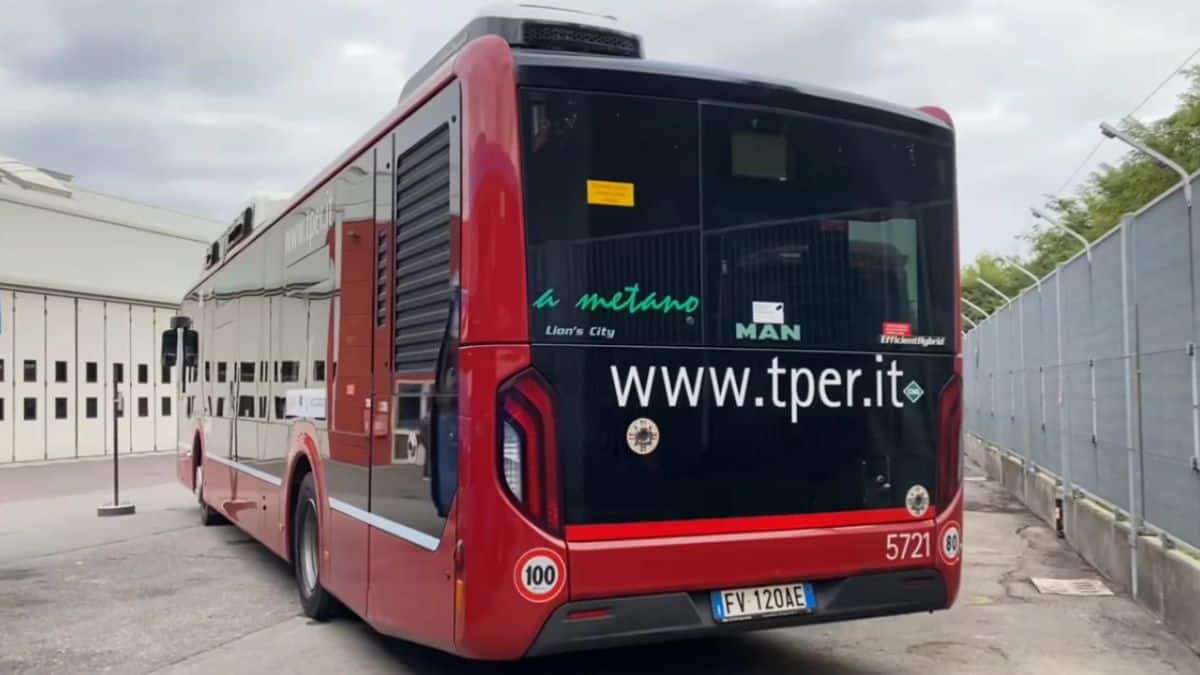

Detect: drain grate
1030,577,1113,596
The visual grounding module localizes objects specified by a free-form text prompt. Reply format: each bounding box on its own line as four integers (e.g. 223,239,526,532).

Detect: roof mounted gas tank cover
399,3,643,100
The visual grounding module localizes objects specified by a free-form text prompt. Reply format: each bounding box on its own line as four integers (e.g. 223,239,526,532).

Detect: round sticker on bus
626,417,660,455
514,548,566,603
905,485,930,517
939,521,962,565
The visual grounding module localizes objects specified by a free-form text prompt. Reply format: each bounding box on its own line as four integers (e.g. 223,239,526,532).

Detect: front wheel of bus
293,473,336,620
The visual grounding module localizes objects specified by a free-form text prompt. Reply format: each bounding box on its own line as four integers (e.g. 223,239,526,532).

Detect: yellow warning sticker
586,180,635,207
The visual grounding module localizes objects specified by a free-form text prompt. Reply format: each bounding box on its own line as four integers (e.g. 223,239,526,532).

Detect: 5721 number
885,532,930,561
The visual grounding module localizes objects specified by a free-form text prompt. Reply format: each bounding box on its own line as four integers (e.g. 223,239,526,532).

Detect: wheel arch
282,429,325,565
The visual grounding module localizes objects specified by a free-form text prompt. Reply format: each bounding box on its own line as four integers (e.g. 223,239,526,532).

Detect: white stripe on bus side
328,498,441,551
203,453,284,487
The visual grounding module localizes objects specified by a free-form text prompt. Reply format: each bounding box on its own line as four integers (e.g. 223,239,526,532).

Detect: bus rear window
520,89,955,351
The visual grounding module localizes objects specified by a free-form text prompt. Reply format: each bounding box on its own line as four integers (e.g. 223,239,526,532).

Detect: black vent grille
523,22,640,57
375,228,388,327
393,125,452,375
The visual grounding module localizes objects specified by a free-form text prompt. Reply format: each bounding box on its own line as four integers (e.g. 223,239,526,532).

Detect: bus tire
196,463,225,527
293,473,336,620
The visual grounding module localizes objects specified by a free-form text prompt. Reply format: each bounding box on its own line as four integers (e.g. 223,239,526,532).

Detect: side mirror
183,330,199,367
161,317,198,371
161,329,178,370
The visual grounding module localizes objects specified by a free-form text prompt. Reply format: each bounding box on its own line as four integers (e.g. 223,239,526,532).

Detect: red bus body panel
567,488,963,603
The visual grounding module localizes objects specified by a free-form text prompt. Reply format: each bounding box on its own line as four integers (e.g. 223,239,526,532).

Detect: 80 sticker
514,548,566,603
939,521,962,565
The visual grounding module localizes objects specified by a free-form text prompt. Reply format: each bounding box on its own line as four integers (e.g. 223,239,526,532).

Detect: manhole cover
1030,577,1113,596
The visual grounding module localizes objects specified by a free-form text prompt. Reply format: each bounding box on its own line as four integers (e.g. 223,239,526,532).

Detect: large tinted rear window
520,88,955,352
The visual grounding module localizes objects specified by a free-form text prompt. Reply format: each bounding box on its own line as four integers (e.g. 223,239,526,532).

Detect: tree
962,66,1200,315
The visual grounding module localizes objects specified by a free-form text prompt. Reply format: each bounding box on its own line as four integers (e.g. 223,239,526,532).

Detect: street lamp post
1031,208,1091,261
1004,258,1041,288
962,297,989,319
1100,121,1199,474
1100,122,1192,209
976,278,1012,306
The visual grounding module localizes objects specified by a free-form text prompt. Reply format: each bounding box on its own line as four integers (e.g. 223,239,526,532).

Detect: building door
131,305,156,453
105,302,132,455
14,292,45,462
77,300,106,457
45,295,76,459
0,290,14,463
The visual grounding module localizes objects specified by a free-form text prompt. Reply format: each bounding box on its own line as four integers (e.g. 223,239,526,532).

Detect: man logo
626,417,660,455
735,323,802,342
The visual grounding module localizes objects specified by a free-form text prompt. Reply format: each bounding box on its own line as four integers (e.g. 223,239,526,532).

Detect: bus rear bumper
525,568,946,657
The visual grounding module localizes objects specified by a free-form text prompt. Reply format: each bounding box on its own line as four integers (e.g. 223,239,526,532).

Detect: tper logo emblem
906,485,930,517
626,417,660,455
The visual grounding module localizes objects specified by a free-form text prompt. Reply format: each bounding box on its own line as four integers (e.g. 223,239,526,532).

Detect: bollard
98,390,136,517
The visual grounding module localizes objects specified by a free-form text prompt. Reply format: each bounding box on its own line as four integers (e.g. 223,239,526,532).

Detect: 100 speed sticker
513,548,566,603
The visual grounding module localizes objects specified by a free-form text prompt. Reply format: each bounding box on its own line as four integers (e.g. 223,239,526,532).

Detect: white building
0,156,223,462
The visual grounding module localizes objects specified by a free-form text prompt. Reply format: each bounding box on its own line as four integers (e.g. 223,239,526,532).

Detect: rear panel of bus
458,51,962,657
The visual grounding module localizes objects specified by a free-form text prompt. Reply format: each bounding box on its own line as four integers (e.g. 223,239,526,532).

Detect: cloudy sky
1,0,1197,262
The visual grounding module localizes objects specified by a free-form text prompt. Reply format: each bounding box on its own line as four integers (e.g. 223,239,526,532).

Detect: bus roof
511,49,952,134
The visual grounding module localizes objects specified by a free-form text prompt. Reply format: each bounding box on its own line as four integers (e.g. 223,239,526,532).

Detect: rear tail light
935,373,963,511
501,421,524,501
498,369,562,536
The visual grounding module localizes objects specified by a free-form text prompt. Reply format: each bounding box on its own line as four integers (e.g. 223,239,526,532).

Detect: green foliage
962,66,1200,320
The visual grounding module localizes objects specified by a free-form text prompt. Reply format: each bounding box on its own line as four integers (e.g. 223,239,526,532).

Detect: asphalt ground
1,452,1197,674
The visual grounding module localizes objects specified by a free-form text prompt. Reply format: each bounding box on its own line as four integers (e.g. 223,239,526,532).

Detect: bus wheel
196,464,224,527
293,473,336,620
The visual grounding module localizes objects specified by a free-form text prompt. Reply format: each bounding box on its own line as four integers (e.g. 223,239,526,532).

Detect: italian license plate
711,582,815,622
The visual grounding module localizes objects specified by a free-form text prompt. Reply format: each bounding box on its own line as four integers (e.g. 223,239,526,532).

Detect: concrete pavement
1,453,1197,674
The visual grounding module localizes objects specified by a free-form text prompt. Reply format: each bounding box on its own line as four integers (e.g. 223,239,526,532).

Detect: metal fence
963,171,1200,551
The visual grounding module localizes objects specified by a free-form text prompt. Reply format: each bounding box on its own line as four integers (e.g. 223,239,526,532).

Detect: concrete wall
966,434,1200,655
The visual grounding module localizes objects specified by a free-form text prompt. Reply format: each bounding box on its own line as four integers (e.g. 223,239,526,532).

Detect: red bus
162,6,962,660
